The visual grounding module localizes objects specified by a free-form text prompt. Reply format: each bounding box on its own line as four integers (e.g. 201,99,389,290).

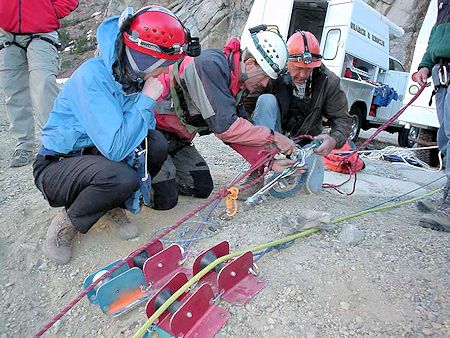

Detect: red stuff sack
323,141,365,174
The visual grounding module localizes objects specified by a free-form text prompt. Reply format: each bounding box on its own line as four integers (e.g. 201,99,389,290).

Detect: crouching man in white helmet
151,25,301,209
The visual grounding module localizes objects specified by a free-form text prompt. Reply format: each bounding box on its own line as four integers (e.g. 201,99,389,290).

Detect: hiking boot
237,169,265,201
107,208,139,240
44,209,77,265
10,149,35,167
418,188,450,232
416,198,439,213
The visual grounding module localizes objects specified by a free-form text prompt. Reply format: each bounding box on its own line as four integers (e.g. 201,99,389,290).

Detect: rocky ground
0,86,449,338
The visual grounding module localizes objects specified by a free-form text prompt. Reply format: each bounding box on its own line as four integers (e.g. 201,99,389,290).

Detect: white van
241,0,410,145
399,0,439,149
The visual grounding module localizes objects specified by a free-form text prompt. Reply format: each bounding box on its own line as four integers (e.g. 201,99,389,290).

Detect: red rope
323,83,428,195
345,83,428,159
34,148,277,337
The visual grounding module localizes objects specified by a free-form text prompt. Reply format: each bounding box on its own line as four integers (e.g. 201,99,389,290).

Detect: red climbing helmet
287,31,322,68
121,6,200,60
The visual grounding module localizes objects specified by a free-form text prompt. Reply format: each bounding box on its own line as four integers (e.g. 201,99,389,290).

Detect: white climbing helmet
246,25,288,79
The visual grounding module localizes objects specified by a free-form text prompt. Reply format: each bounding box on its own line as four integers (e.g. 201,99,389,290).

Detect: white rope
357,145,443,172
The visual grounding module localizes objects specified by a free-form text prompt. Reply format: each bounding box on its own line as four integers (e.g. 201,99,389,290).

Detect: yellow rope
133,187,442,338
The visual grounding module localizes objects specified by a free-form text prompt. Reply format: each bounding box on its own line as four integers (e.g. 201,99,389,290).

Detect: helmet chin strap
125,46,166,78
240,62,266,81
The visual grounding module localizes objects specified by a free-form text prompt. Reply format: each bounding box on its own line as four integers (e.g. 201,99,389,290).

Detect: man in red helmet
149,26,300,209
244,30,352,195
32,6,198,265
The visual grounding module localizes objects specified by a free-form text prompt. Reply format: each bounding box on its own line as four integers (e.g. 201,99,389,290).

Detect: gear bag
323,141,365,174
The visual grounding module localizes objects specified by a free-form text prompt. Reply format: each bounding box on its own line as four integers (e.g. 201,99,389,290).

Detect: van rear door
240,0,294,49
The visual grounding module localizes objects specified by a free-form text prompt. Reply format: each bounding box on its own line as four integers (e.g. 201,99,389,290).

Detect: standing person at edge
243,31,351,195
151,25,298,210
33,6,201,265
0,0,79,167
413,0,450,232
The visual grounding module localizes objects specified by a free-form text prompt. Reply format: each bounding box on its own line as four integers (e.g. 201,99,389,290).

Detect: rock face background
60,0,431,76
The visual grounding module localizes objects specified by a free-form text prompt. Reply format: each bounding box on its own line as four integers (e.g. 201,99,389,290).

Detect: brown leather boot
44,209,77,265
237,169,265,201
419,188,450,232
107,208,139,240
417,198,440,213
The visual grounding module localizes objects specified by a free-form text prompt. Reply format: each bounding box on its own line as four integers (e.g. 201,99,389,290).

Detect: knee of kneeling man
153,194,178,210
257,93,278,107
152,180,178,210
192,171,214,198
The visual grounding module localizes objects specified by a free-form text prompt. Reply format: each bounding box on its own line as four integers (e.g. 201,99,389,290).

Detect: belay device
246,139,323,204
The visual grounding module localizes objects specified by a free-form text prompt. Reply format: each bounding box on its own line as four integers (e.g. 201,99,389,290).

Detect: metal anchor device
144,272,230,338
83,241,191,316
192,241,266,305
246,139,322,204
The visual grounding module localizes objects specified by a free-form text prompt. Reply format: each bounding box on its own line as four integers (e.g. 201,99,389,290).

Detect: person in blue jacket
32,6,201,265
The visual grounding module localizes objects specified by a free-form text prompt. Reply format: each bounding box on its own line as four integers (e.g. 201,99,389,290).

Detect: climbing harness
0,33,62,51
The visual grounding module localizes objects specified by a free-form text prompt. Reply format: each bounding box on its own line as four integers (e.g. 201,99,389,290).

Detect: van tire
398,127,418,148
348,106,365,142
415,128,439,167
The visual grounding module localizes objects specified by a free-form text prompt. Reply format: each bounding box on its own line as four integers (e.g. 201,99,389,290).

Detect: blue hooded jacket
41,16,156,160
41,16,156,212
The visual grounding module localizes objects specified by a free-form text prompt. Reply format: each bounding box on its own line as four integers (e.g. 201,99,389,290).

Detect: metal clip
0,41,11,50
249,262,259,277
439,64,448,86
245,139,322,205
136,137,149,182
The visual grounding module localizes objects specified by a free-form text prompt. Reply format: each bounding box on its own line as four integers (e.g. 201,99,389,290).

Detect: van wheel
398,127,418,148
415,129,439,166
348,106,364,142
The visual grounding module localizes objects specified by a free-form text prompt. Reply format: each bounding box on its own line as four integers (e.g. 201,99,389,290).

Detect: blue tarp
373,84,399,107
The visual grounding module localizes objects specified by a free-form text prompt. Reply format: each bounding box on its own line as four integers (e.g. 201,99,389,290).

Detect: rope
360,176,445,212
34,148,278,337
133,187,442,338
323,83,430,195
346,83,429,158
358,146,443,172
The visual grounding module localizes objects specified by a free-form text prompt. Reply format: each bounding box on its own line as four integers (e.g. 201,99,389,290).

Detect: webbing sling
169,61,208,134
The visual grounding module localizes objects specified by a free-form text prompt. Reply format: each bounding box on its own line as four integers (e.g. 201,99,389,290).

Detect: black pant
33,130,168,233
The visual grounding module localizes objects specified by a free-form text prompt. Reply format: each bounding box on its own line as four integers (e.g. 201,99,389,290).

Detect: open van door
399,0,439,130
240,0,295,49
375,62,409,123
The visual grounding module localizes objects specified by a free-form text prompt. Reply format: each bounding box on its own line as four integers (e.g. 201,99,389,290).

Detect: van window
323,29,340,60
389,58,405,72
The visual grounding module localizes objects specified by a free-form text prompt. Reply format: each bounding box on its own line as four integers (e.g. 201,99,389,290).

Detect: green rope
133,187,442,338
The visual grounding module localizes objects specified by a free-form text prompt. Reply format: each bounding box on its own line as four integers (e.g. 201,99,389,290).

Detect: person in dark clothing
413,0,450,232
243,31,352,195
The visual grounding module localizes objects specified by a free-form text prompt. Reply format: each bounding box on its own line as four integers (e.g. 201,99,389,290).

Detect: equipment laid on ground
246,139,323,204
83,239,265,336
83,240,163,316
143,241,265,338
144,272,229,338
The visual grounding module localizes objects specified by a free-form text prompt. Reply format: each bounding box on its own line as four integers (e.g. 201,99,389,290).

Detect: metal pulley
246,139,323,203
